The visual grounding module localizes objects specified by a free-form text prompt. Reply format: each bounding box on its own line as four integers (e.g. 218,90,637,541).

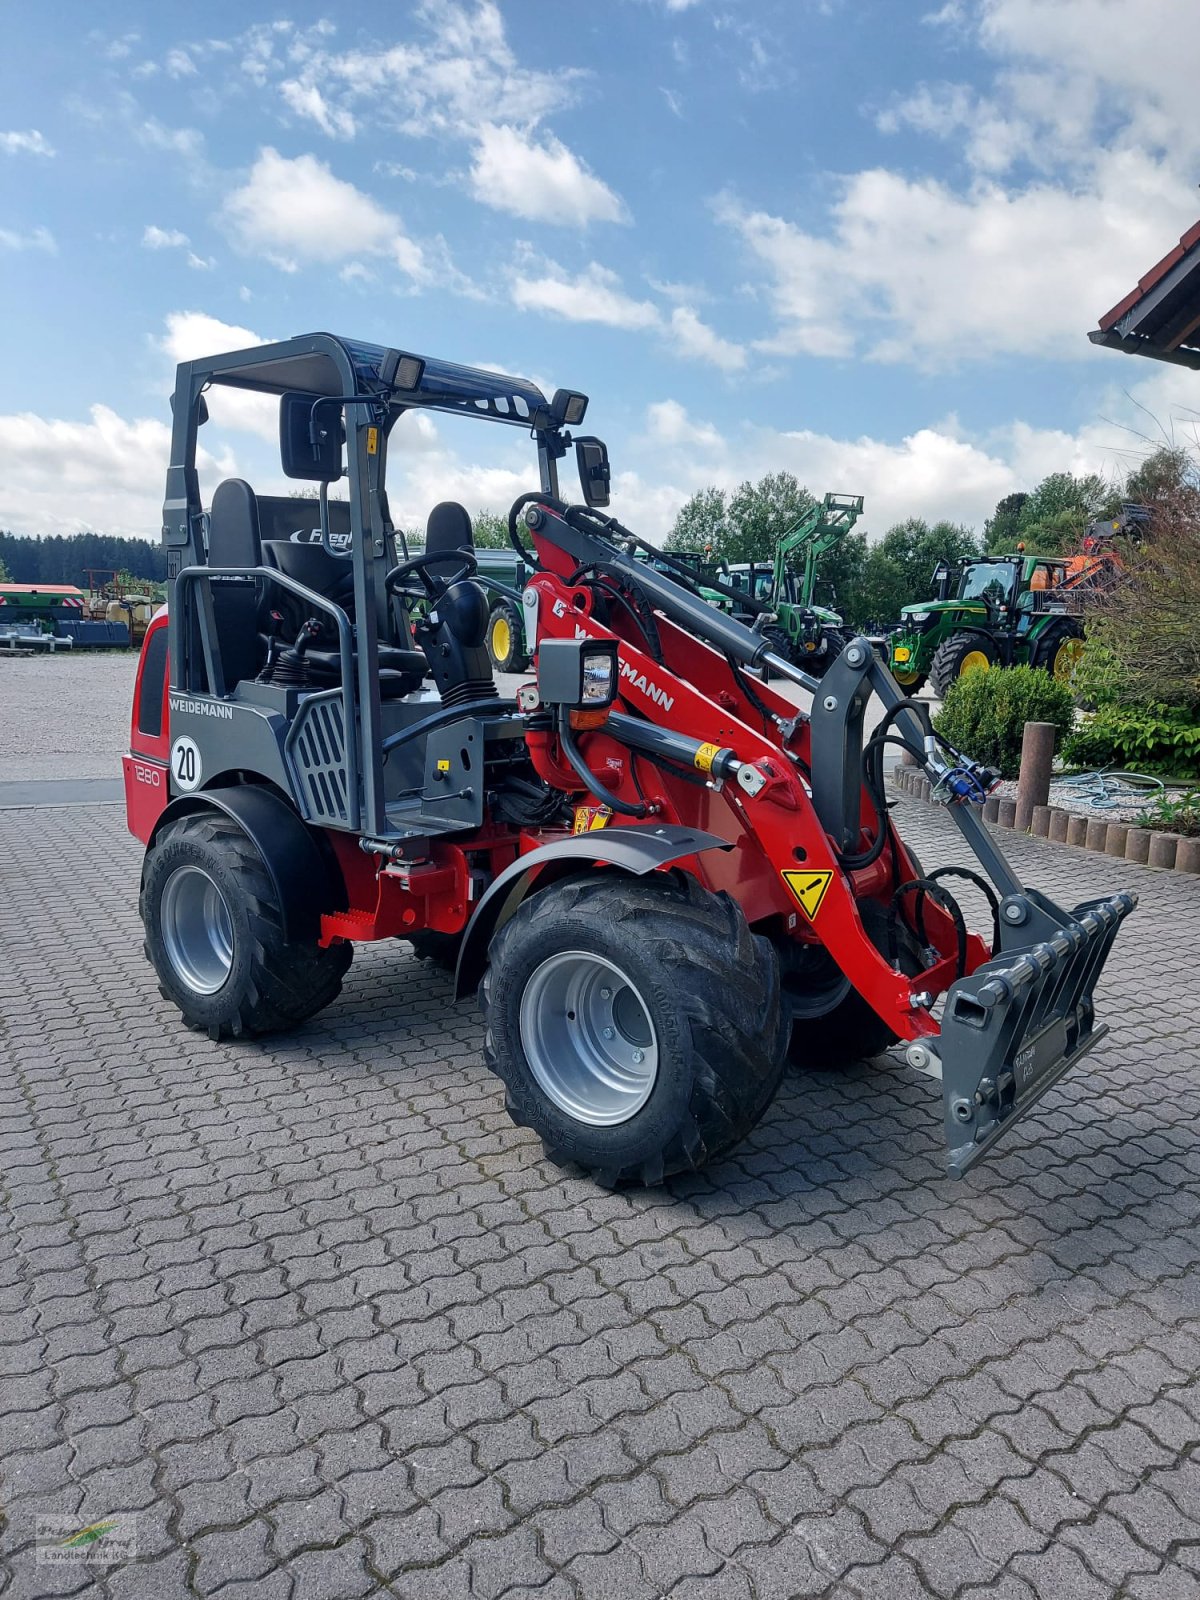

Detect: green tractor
708,493,864,678
887,552,1090,698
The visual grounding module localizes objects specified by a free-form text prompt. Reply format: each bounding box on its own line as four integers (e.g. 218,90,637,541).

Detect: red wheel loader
124,334,1135,1185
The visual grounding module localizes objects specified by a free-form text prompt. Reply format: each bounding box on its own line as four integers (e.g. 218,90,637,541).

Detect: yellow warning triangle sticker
782,869,834,921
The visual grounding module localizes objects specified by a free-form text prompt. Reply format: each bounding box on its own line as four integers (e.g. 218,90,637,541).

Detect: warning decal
781,869,834,921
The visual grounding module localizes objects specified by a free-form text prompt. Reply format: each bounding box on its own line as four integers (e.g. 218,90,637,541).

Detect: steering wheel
384,545,478,599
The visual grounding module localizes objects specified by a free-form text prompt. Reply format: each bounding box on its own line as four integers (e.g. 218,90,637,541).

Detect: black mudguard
453,824,732,1000
145,784,338,944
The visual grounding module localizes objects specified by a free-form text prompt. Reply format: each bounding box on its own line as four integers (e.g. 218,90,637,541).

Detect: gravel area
0,652,138,783
991,771,1194,824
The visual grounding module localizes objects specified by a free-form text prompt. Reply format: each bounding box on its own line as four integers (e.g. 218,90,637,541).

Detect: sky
2,0,1200,546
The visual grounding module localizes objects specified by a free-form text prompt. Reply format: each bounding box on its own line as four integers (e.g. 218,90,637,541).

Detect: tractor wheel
929,632,996,699
1035,618,1087,689
481,874,787,1186
783,901,924,1068
141,813,351,1040
487,601,527,674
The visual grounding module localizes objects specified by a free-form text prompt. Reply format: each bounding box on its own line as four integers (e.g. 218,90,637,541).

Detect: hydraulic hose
556,705,648,818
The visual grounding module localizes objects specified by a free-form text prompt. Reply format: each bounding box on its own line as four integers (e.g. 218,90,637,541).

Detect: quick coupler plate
934,887,1137,1177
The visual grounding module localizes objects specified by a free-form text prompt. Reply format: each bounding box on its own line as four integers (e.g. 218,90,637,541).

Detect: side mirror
575,436,611,508
280,391,343,482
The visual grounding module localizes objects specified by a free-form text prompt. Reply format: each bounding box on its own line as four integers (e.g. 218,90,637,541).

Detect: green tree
471,510,513,550
983,491,1027,552
669,473,815,563
1124,446,1200,510
999,471,1116,554
0,552,10,583
858,518,981,625
669,486,732,558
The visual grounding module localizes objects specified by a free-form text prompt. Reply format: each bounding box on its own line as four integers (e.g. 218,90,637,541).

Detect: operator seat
206,478,265,691
414,502,497,705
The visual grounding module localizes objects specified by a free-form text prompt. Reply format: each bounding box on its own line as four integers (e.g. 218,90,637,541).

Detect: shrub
1061,705,1200,779
933,664,1075,780
1132,790,1200,837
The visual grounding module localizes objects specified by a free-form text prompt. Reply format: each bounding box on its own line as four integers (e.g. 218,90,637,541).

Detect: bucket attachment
932,887,1137,1177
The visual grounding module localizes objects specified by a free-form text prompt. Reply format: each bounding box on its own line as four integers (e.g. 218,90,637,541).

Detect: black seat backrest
424,501,475,580
206,478,263,691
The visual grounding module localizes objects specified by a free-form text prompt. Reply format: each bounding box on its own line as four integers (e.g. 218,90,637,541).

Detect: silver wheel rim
519,950,658,1126
160,864,234,996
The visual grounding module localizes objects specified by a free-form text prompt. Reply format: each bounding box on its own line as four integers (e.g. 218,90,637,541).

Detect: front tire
929,632,996,698
481,874,786,1186
141,813,351,1040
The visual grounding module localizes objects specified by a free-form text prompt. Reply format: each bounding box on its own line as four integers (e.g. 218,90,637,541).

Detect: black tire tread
481,873,786,1186
142,814,351,1040
929,632,996,699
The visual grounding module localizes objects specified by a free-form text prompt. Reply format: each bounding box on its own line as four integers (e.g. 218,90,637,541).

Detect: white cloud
667,306,746,371
280,79,356,140
142,224,189,249
159,311,278,443
1,130,55,157
716,147,1195,367
0,405,235,539
718,0,1200,370
619,361,1200,541
165,47,197,78
512,259,660,330
470,124,627,227
646,399,725,452
0,226,56,253
222,147,428,279
187,252,216,271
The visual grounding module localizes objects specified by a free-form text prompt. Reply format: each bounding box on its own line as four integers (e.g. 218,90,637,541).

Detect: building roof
1090,219,1200,370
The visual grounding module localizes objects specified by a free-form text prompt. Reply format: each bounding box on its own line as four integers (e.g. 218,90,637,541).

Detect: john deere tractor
887,552,1092,697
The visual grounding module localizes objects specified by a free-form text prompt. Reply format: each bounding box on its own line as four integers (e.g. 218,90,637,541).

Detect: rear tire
929,632,996,698
487,601,527,673
1034,617,1086,688
141,813,351,1040
481,874,787,1186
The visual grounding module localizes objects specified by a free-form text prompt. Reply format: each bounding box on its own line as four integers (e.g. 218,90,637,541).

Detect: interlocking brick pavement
1,798,1199,1598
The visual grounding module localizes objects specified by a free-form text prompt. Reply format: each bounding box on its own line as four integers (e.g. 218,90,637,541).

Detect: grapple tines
938,887,1137,1177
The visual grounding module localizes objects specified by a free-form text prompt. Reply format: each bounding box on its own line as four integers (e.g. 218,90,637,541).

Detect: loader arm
771,492,864,607
522,499,1136,1177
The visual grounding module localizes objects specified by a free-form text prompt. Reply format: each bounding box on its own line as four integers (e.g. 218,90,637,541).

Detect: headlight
581,650,615,705
908,611,931,624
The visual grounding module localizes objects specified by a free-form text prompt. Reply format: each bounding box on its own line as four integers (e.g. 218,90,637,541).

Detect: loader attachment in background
933,887,1137,1177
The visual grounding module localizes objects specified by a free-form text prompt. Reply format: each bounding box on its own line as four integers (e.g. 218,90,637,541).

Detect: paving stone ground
1,796,1199,1599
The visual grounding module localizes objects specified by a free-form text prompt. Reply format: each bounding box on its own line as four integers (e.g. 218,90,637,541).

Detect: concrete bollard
1125,827,1151,864
918,778,932,802
1031,804,1053,837
1014,721,1056,832
1148,833,1179,870
1085,817,1108,853
983,796,1000,825
1048,809,1071,844
1104,823,1129,858
1177,837,1200,874
996,798,1017,829
1067,814,1090,847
